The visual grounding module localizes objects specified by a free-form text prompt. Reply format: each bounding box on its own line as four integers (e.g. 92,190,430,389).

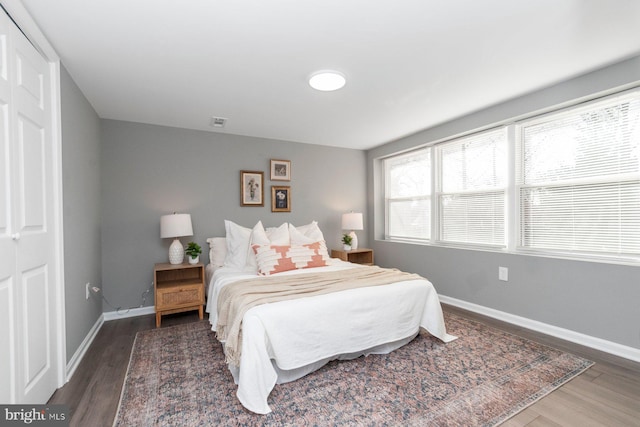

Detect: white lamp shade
160,214,193,238
342,212,363,231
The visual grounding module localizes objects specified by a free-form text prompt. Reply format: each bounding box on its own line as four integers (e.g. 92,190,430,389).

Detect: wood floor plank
578,364,603,382
592,369,640,399
563,387,638,426
500,408,540,426
562,376,640,421
526,416,565,427
529,393,613,427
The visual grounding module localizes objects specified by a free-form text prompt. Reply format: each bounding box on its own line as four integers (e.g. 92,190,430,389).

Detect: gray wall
60,66,103,361
367,55,640,350
101,121,367,310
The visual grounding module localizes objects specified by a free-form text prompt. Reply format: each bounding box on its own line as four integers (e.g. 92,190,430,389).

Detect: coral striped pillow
252,241,330,276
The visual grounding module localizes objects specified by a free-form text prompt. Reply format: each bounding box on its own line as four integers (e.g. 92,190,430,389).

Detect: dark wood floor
49,306,640,427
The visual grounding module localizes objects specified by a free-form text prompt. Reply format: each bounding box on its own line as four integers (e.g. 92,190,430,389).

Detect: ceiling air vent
209,117,227,128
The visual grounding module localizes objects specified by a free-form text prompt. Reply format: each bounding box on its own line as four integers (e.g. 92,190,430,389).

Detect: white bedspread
206,260,456,414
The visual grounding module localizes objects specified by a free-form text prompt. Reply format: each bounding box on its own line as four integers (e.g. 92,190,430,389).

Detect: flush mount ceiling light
309,71,346,91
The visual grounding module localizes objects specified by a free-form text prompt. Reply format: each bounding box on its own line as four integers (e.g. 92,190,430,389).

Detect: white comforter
206,260,456,414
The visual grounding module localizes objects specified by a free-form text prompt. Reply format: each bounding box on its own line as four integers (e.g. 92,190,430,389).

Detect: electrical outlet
498,267,508,282
85,282,91,300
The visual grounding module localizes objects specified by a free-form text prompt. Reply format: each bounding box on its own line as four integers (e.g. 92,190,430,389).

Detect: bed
205,220,456,414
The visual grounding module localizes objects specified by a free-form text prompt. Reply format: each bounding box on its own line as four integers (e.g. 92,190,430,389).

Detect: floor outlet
498,267,508,282
86,282,90,300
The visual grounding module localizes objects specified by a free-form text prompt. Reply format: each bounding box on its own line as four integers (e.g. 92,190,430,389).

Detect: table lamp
342,212,363,250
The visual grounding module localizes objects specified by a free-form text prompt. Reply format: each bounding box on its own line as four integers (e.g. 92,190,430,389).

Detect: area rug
113,312,593,426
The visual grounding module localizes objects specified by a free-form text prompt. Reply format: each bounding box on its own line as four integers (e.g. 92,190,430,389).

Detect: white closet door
0,11,18,403
0,8,59,404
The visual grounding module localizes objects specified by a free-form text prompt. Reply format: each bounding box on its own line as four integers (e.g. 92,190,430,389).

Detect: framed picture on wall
271,186,291,212
270,159,291,181
240,171,264,206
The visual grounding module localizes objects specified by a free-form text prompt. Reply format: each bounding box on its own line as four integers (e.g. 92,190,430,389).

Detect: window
437,129,507,247
517,93,640,258
382,88,640,263
384,150,431,240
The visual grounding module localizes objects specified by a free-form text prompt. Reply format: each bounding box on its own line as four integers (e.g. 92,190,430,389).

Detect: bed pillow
289,222,330,260
244,221,290,272
224,220,253,269
206,237,227,269
252,241,330,276
289,221,325,244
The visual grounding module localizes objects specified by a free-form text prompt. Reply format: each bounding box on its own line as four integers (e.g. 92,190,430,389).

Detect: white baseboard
102,305,155,321
439,295,640,363
66,314,104,381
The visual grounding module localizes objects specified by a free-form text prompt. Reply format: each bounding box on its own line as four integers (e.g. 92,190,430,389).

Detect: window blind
385,149,431,240
517,92,640,257
437,128,507,246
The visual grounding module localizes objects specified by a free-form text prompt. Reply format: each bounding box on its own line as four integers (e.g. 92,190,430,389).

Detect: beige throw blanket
216,266,423,366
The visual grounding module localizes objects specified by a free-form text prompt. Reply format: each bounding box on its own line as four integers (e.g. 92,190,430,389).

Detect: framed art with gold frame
271,185,291,212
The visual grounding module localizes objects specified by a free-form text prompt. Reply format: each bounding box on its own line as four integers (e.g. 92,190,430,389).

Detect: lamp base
168,238,185,264
349,231,358,250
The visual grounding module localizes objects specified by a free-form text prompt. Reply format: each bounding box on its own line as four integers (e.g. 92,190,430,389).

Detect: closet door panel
0,31,7,83
0,21,11,246
0,277,15,403
21,266,49,395
15,51,44,110
0,16,16,405
0,27,9,237
0,102,9,233
16,115,45,230
0,103,14,403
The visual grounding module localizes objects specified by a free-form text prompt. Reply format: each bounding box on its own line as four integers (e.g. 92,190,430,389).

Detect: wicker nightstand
153,262,205,327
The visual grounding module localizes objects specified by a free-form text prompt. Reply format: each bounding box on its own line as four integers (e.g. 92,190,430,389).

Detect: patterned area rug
114,312,593,426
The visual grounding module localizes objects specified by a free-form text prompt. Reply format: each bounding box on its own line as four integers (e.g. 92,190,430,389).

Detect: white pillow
206,237,227,268
223,220,252,269
245,221,290,272
288,221,330,259
289,221,325,244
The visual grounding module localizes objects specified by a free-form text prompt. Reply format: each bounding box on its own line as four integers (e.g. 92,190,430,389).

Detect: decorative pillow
223,220,253,269
206,237,227,268
252,241,330,276
244,221,290,273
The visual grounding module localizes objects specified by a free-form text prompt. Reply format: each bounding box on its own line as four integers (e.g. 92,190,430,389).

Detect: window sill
377,238,640,267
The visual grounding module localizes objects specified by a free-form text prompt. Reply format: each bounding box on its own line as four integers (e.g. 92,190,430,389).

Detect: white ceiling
19,0,640,150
